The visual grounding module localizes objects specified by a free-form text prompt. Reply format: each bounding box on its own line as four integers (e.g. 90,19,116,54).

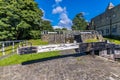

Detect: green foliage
62,28,67,30
72,13,87,30
29,30,41,39
54,28,62,31
0,0,53,40
41,20,53,31
0,51,60,66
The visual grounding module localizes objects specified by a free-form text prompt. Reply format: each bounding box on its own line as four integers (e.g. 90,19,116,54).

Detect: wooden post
2,42,5,55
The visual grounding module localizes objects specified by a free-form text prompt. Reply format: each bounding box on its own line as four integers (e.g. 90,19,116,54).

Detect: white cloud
53,26,62,29
52,6,66,14
55,0,62,3
52,0,72,29
41,8,52,22
81,12,89,16
58,13,72,29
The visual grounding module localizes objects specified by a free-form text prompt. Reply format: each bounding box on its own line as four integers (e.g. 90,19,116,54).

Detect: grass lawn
104,38,120,44
0,51,60,66
28,39,48,46
85,39,99,43
85,38,120,44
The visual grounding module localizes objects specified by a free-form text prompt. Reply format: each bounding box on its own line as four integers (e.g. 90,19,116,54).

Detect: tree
41,20,53,31
0,0,53,40
54,28,62,31
62,28,67,30
72,13,87,30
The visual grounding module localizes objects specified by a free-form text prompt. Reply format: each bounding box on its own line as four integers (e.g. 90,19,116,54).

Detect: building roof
106,2,114,10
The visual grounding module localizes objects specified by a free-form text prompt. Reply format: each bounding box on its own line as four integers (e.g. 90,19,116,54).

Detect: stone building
91,2,120,36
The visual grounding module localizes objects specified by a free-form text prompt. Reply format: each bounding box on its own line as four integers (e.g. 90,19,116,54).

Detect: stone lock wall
41,34,74,44
41,31,104,44
80,33,103,42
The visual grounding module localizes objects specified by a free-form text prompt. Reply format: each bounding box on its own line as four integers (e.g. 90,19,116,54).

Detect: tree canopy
0,0,53,40
72,13,87,30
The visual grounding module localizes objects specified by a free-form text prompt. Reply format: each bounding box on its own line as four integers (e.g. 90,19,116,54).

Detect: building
91,2,120,36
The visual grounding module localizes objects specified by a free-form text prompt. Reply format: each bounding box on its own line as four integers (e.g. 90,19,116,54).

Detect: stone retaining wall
41,30,104,44
78,42,120,60
41,34,74,44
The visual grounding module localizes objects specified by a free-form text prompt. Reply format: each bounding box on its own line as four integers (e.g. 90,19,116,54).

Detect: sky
35,0,120,29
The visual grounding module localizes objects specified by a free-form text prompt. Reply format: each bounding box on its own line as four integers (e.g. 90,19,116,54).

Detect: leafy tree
0,0,53,40
29,30,41,39
72,13,87,30
62,28,67,30
41,20,53,31
54,28,67,31
54,28,62,31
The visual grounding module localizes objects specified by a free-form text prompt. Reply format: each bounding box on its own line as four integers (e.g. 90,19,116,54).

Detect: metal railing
0,40,31,58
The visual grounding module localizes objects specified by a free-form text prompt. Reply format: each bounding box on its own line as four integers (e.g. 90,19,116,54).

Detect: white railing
0,40,25,56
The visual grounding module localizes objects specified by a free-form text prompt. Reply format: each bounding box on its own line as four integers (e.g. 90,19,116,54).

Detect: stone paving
0,55,120,80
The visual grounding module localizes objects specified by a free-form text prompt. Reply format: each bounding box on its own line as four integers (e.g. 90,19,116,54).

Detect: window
106,29,109,33
106,17,109,20
101,30,104,34
112,25,117,33
113,14,116,18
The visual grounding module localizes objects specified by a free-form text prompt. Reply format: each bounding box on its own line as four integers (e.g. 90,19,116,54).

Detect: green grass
104,38,120,44
0,51,60,66
85,38,120,44
85,39,99,43
28,39,48,46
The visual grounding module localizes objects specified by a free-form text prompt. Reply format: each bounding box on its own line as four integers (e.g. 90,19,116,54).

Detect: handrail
0,40,25,43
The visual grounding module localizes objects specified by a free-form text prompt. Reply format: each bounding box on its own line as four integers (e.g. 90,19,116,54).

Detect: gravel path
0,54,120,80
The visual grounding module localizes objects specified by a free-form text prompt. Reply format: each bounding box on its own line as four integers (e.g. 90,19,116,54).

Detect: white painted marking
37,43,79,53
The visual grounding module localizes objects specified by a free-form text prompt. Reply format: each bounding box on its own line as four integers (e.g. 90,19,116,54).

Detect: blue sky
35,0,120,29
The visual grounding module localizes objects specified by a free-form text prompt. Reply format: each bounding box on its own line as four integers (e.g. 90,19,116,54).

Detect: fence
0,40,30,58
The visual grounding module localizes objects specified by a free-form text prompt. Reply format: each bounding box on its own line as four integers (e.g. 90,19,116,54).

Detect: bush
29,30,41,39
